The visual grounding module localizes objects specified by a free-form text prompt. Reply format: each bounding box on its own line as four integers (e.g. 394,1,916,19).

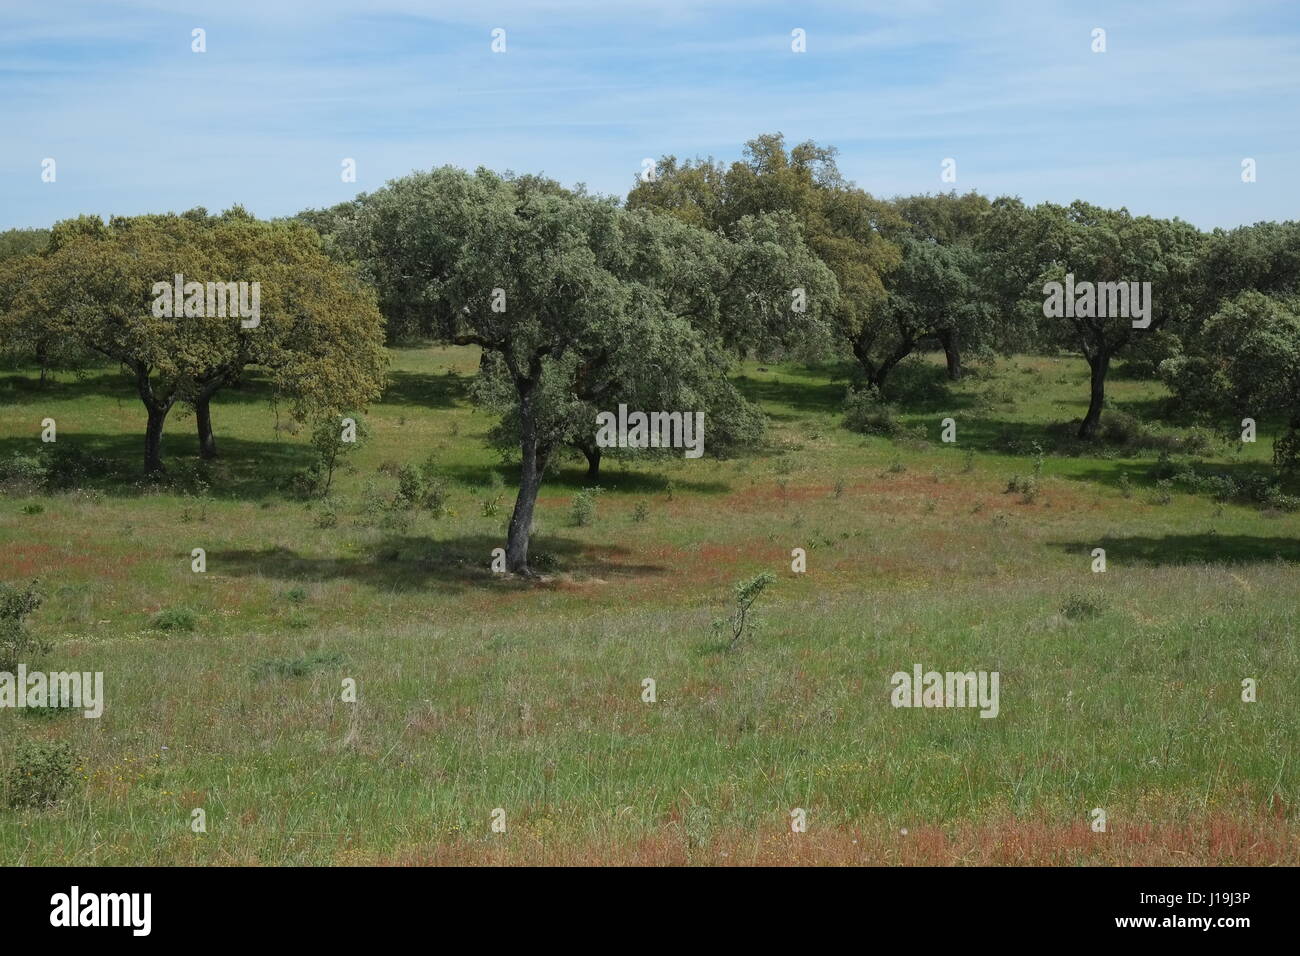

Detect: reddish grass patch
360,814,1300,866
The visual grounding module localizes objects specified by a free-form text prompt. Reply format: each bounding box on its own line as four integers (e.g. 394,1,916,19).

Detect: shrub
1262,486,1300,513
1005,474,1039,503
42,446,112,490
712,572,775,650
0,452,48,492
252,650,344,680
843,385,902,437
530,550,559,573
290,414,369,497
313,499,339,528
395,464,423,506
632,501,650,522
6,739,77,810
151,607,197,632
0,581,47,672
1061,594,1106,620
1274,427,1300,473
1150,451,1179,481
571,487,602,527
1149,479,1174,505
1099,410,1145,446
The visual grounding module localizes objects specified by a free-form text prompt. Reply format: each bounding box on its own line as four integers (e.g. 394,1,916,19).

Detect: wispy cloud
2,0,1297,228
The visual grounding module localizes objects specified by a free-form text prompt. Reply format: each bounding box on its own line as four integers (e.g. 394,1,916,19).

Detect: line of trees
4,133,1300,574
1,208,388,473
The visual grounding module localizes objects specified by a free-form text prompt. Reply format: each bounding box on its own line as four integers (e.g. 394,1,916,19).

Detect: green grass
0,347,1296,864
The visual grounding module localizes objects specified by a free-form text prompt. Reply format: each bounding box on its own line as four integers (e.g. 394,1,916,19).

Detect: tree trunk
578,441,601,481
939,328,962,381
1078,351,1110,439
136,366,174,475
505,379,548,576
196,395,217,459
144,405,169,474
868,341,915,392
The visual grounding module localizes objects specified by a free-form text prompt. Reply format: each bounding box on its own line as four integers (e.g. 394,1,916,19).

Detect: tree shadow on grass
208,533,668,594
378,370,470,409
1062,461,1279,495
436,460,732,495
0,432,313,500
1054,533,1300,565
734,374,847,416
0,367,283,406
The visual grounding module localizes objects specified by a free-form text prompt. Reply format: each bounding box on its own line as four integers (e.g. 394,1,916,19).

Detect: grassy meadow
1,346,1297,865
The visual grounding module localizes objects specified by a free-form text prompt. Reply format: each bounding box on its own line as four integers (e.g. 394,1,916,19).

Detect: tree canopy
2,210,387,473
329,165,836,573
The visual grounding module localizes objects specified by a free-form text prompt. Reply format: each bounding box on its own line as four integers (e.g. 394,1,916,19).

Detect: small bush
530,550,559,573
1005,474,1039,503
252,650,344,680
632,501,649,522
0,452,48,492
1262,486,1300,513
151,607,197,632
571,487,602,527
1061,594,1106,620
1149,479,1174,506
0,581,47,672
1099,410,1145,446
712,572,775,650
42,445,112,490
1274,427,1300,473
6,739,77,810
314,499,339,528
843,385,902,437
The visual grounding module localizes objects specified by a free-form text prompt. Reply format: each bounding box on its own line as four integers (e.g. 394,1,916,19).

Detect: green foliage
571,487,602,527
1274,427,1300,473
296,414,369,497
0,452,47,491
1005,474,1039,503
332,164,832,572
0,581,47,672
3,210,388,473
1061,593,1106,620
713,572,776,650
252,651,344,680
6,740,77,810
151,607,197,632
842,384,902,437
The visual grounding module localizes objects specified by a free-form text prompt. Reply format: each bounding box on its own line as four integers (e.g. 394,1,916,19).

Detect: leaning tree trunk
196,395,217,460
1078,351,1110,440
577,440,601,481
939,328,962,381
505,381,549,576
866,340,916,392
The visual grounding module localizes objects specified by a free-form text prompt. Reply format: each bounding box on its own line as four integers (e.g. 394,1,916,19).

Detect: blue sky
2,0,1298,230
